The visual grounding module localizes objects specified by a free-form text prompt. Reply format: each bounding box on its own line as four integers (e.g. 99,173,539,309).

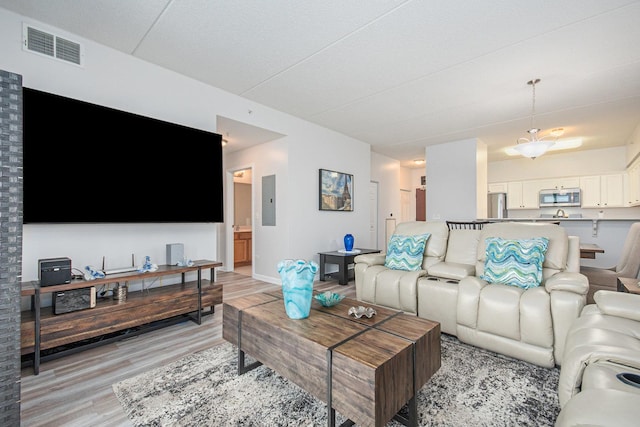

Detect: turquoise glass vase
344,234,354,251
277,259,318,319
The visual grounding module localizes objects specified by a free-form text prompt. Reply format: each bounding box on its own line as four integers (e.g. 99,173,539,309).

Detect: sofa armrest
456,276,490,328
427,261,474,281
556,389,640,427
594,291,640,322
544,272,589,295
354,253,386,267
559,345,640,407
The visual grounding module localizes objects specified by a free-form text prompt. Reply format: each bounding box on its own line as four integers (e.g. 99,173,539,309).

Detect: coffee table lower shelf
223,291,440,427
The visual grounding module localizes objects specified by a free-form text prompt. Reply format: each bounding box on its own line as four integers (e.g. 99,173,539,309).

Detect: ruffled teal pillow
481,237,549,289
384,233,431,271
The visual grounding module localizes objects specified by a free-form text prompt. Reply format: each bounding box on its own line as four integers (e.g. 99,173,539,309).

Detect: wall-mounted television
22,87,224,223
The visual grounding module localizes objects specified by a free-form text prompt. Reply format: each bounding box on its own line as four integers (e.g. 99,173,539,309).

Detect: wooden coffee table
223,291,441,427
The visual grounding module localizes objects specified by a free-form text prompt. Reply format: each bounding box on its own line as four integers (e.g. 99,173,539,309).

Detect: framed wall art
319,168,353,211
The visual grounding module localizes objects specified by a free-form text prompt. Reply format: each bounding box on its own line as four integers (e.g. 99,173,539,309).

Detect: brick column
0,69,23,426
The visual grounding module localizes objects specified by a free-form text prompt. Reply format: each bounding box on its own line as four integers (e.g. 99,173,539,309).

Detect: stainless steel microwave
539,188,581,207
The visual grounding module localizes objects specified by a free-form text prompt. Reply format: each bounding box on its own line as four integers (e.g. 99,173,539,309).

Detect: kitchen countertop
478,217,640,237
480,217,640,221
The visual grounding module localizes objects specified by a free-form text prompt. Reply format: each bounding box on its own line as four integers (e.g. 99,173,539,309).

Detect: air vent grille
55,36,81,64
23,24,83,66
26,26,54,56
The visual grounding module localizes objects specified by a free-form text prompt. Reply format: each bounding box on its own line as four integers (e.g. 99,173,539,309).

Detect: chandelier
512,78,555,159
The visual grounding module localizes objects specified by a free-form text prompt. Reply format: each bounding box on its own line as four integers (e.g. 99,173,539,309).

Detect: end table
318,248,381,285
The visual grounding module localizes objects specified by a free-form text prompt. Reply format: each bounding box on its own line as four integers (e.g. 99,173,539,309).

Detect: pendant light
512,78,555,159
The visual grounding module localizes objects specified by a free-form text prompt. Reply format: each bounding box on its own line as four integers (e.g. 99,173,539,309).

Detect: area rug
113,334,560,426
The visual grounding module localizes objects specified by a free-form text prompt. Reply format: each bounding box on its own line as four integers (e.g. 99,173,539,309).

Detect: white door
400,189,411,222
369,181,378,249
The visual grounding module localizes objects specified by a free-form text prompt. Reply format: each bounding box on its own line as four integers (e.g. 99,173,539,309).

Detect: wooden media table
223,291,440,427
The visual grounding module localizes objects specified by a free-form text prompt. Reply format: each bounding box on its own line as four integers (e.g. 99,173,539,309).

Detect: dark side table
318,248,381,285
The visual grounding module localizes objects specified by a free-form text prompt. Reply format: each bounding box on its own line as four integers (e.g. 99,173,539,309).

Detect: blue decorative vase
277,259,318,319
344,234,355,252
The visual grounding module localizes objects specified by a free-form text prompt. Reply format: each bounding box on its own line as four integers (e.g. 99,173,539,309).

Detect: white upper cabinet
488,182,508,193
580,174,625,208
507,181,540,209
501,173,627,211
627,160,640,207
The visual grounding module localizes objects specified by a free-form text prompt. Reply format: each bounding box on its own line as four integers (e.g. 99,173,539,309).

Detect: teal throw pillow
384,233,431,271
480,237,549,289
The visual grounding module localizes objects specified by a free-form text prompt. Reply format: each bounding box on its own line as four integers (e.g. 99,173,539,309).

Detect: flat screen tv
22,87,224,223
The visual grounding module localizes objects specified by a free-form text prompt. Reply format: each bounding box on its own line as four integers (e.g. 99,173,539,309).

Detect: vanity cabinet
234,231,252,267
580,174,625,208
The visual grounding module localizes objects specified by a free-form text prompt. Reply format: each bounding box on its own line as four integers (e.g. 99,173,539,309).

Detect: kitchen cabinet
627,160,640,206
534,177,580,192
580,174,625,208
507,181,540,209
602,174,625,207
488,182,508,194
501,173,629,211
551,177,581,190
234,231,252,267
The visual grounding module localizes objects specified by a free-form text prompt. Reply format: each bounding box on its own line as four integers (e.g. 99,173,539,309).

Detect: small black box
53,287,96,314
39,257,72,287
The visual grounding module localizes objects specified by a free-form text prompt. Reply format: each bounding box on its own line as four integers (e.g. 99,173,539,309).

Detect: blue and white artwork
319,169,353,211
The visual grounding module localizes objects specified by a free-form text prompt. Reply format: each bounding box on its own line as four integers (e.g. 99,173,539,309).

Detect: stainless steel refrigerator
488,193,508,219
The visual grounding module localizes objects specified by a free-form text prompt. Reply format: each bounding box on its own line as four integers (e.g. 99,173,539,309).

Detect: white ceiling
3,0,640,167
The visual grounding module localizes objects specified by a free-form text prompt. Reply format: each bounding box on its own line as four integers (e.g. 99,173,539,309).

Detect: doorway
369,181,379,249
230,167,253,275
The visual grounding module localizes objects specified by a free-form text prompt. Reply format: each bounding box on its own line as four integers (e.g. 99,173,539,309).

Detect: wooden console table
21,259,222,375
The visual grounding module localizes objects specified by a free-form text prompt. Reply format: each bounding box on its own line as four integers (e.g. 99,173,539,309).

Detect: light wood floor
20,271,355,427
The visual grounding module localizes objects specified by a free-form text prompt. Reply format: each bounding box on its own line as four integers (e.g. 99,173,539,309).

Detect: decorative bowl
348,306,377,319
314,291,345,307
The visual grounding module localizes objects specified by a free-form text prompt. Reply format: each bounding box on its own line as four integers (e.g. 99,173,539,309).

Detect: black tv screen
22,87,224,223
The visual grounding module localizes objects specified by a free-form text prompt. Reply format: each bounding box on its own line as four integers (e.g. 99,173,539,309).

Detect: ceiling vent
22,24,83,66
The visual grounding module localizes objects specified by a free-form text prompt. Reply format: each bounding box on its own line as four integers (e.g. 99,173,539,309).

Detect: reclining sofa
555,290,640,426
354,221,589,368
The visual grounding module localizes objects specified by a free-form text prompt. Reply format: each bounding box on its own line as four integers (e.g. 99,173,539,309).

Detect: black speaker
53,287,96,314
39,257,72,287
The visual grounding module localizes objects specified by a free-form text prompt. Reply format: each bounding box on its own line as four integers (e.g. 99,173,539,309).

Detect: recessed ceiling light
413,159,425,165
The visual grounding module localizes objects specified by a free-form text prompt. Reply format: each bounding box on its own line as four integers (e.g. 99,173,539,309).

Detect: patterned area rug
113,334,560,426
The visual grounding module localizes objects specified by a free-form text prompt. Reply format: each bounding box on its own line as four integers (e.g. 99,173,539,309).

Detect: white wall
489,146,628,182
1,9,372,287
371,152,401,250
224,139,289,283
426,138,484,221
626,122,640,165
288,129,371,263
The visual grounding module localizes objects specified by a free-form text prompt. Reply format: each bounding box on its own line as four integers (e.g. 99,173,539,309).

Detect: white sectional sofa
354,221,589,368
555,290,640,426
